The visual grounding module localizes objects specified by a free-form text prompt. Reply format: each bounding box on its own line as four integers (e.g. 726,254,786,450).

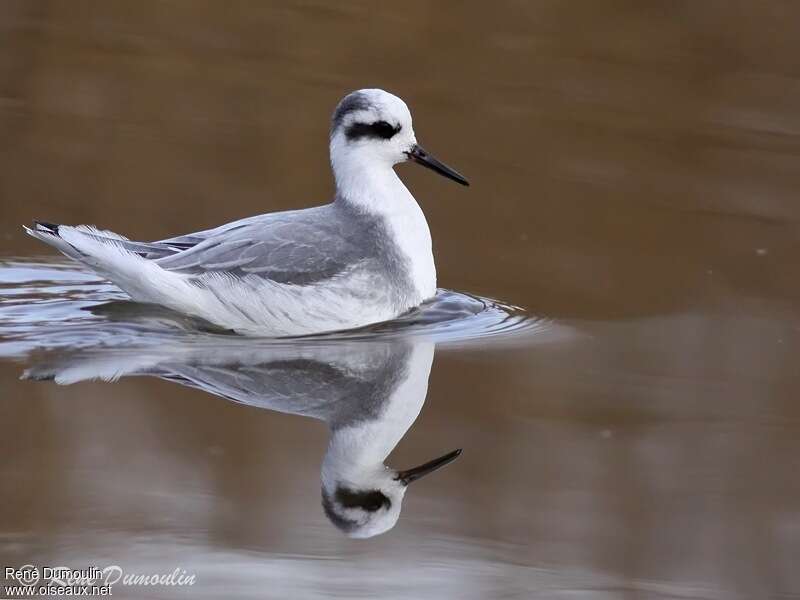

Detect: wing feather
155,204,367,285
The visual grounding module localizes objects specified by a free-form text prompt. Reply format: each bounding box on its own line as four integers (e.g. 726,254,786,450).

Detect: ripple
0,257,552,357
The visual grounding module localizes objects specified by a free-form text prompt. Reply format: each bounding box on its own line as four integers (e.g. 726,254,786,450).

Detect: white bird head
329,88,469,193
321,448,462,539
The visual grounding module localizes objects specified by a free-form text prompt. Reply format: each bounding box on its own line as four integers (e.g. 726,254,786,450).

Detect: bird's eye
370,120,399,139
364,496,384,511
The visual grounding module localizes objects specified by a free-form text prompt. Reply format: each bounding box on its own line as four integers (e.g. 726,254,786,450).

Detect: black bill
396,448,463,485
406,144,469,186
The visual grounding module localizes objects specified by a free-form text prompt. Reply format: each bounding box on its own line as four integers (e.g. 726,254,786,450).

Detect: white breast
382,190,437,301
329,148,438,304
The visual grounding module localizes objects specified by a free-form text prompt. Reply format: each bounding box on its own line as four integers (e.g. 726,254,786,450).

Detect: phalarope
25,89,469,336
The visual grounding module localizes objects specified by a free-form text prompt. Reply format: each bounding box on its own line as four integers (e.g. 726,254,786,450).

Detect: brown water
2,2,800,598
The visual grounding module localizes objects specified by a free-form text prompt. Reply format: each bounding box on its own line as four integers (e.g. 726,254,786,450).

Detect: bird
24,88,469,336
23,333,462,539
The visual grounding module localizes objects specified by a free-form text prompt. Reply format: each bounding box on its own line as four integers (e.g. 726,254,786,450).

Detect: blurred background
1,1,800,598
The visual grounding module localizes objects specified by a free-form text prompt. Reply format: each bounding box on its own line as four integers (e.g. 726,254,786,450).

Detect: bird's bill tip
396,448,463,485
406,144,469,186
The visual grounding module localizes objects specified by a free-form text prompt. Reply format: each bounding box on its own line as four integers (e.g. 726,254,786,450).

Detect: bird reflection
23,335,460,538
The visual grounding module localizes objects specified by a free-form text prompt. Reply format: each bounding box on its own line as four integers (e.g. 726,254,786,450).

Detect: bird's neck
321,342,435,489
332,150,413,211
332,152,437,301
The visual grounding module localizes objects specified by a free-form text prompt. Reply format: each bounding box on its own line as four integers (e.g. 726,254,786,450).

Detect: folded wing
156,205,368,285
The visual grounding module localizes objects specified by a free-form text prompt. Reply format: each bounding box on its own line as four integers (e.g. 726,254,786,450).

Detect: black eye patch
345,120,401,141
335,487,391,512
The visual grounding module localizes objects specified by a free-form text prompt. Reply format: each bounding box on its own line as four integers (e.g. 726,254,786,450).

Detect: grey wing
23,355,389,423
150,341,409,423
153,212,268,250
153,359,391,423
155,205,365,285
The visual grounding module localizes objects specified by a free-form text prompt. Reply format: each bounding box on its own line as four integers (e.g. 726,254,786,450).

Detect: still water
2,2,800,598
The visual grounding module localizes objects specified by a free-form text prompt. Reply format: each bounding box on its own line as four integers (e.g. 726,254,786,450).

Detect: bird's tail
24,221,88,262
22,351,162,384
24,221,176,260
23,221,193,305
